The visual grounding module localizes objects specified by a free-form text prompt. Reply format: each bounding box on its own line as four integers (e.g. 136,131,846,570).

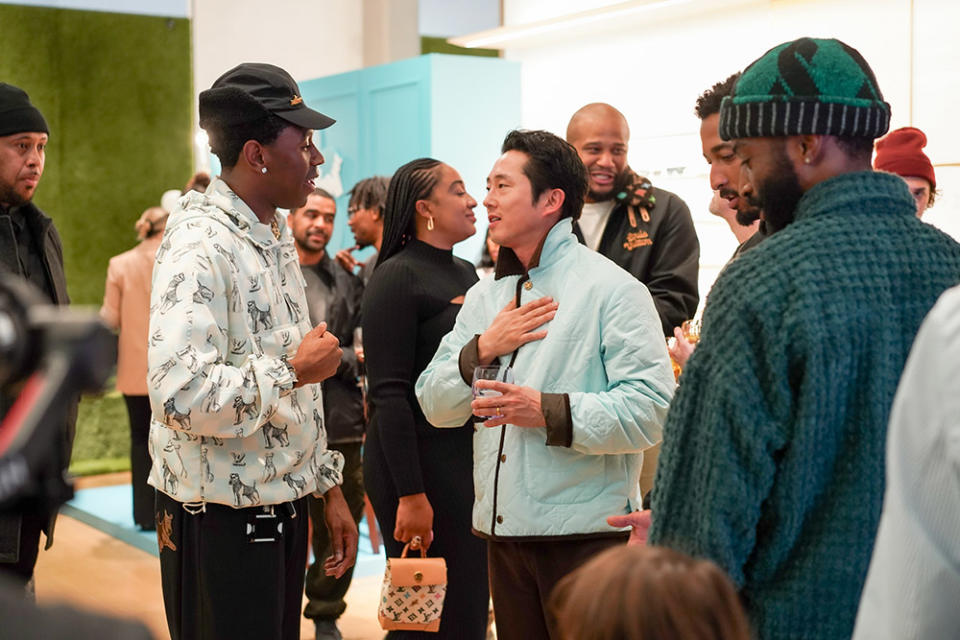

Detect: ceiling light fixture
449,0,759,49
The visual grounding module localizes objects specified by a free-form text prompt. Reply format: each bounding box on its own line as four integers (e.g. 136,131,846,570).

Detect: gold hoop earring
427,216,435,231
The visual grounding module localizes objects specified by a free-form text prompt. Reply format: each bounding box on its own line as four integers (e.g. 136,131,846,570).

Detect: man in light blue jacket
416,129,674,640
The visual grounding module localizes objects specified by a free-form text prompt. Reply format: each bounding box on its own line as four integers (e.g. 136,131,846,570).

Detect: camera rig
0,275,115,512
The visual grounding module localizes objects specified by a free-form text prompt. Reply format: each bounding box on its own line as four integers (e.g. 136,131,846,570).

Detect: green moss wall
0,4,193,305
421,36,499,58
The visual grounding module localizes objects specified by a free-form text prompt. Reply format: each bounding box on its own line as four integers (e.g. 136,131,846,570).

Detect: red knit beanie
874,127,936,189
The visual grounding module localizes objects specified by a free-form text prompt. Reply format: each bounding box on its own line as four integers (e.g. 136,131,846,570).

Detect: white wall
190,0,367,170
503,0,960,303
363,0,420,67
191,0,365,96
190,0,427,168
504,0,620,24
911,0,960,238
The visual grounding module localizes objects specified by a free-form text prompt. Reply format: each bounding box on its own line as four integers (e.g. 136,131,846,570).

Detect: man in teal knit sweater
642,38,960,639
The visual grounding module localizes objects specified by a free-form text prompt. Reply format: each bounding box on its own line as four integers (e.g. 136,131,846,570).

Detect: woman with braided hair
362,157,489,638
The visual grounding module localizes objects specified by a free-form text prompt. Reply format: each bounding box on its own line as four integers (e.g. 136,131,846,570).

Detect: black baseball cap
199,62,334,130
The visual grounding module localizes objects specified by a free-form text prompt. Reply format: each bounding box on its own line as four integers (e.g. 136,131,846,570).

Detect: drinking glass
681,319,701,344
472,365,514,423
668,318,701,382
353,327,367,396
667,337,682,381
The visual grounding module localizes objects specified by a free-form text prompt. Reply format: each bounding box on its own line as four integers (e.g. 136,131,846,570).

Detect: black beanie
0,83,49,137
719,38,890,141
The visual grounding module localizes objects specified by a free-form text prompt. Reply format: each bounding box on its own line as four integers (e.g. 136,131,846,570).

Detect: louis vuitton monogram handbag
378,536,448,632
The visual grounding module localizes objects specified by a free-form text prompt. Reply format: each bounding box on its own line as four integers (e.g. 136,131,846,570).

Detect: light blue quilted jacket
416,220,674,538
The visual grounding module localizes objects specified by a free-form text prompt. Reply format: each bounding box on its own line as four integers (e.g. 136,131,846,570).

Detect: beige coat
100,235,161,395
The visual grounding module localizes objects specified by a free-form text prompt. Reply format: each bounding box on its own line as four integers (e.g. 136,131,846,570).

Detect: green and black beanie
719,37,890,141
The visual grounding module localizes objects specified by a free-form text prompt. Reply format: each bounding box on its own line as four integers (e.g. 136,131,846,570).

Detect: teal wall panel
314,92,361,253
301,74,362,254
361,56,433,178
368,81,426,174
315,97,360,252
430,54,521,262
295,54,520,263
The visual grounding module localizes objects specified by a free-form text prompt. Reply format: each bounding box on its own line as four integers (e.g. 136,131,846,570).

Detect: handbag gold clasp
414,571,423,582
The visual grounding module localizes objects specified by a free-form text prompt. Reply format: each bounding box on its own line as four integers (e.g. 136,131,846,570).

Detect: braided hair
375,158,443,269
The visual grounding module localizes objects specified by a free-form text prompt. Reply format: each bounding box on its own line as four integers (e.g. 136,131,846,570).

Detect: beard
735,202,762,226
294,232,328,256
588,167,632,202
0,182,29,209
718,185,762,226
755,143,805,234
353,232,372,249
352,232,372,249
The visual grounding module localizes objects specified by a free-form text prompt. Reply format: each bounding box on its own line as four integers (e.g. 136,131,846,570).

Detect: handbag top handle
401,536,428,559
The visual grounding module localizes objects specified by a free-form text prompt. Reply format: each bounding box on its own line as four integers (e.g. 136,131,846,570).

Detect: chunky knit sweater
649,171,960,640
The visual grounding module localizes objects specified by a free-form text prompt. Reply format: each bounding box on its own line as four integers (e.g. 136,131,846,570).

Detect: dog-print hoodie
146,178,343,508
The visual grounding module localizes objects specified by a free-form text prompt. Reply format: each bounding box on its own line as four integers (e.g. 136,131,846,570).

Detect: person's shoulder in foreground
853,284,960,640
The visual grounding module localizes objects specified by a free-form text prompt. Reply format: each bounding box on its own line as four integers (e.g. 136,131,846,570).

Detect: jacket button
496,515,503,524
500,454,506,462
523,281,533,290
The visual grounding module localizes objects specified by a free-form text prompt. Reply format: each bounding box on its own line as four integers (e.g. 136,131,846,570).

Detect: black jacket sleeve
645,191,700,334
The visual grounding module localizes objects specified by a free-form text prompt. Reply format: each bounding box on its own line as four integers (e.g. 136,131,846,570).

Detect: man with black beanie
636,38,960,639
0,83,75,595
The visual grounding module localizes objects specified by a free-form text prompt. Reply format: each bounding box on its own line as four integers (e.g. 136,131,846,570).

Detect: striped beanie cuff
719,38,890,141
720,97,890,140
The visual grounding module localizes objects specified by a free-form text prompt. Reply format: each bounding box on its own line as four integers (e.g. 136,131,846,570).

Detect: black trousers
156,491,308,640
488,535,628,640
304,441,365,622
364,427,489,640
0,507,46,587
123,395,155,530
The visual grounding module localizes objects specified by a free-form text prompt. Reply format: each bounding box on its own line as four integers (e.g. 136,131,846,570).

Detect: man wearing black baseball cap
0,83,76,596
147,63,357,640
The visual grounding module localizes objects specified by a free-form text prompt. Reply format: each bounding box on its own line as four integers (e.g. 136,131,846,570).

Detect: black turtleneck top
361,238,478,497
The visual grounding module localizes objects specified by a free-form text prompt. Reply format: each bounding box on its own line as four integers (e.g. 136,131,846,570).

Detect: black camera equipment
0,274,115,513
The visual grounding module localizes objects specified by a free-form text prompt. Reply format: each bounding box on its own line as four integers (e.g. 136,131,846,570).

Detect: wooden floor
33,473,385,640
